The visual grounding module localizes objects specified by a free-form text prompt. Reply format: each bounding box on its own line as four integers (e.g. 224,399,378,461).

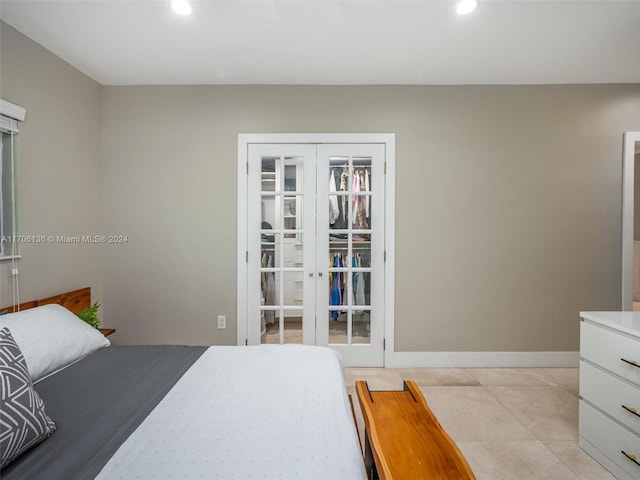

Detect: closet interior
259,155,373,344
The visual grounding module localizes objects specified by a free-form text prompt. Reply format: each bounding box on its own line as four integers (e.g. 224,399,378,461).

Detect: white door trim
237,133,395,366
622,131,640,310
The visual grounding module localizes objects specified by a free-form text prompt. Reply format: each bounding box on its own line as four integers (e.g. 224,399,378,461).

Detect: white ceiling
1,0,639,86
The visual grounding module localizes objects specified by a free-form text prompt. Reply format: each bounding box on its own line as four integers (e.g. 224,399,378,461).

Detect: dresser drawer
581,321,640,386
580,401,640,480
580,360,640,436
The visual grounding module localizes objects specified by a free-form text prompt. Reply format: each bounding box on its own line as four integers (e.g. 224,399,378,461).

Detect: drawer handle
621,358,640,368
622,450,640,467
622,405,640,418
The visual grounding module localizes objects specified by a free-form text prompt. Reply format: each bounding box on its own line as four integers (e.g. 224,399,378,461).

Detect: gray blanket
2,345,207,480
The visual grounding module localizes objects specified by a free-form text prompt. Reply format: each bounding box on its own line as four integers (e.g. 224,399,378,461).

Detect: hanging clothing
330,254,343,320
352,255,359,306
364,168,370,219
351,170,359,214
355,254,366,306
350,169,369,229
262,253,276,324
329,170,339,226
361,252,371,305
357,171,369,229
340,170,348,226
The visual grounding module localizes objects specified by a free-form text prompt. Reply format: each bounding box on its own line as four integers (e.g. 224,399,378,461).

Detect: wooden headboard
1,287,91,315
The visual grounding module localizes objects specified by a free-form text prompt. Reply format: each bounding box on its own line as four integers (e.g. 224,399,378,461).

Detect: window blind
0,99,26,133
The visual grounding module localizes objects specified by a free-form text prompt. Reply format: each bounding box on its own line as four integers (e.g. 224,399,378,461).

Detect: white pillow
0,304,110,382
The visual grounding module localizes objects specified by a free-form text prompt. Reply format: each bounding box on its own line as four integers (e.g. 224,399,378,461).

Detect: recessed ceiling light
456,0,478,15
171,0,193,16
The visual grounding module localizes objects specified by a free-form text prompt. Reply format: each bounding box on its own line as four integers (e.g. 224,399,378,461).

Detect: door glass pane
261,268,279,326
352,251,371,307
283,309,303,344
284,164,297,191
283,195,301,237
352,309,371,344
261,192,277,232
329,157,350,230
352,269,367,307
261,157,276,192
351,157,372,230
329,309,348,344
261,221,276,258
329,233,349,251
261,309,280,344
283,270,303,307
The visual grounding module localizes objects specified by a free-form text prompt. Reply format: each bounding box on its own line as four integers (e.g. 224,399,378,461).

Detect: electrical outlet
217,315,226,329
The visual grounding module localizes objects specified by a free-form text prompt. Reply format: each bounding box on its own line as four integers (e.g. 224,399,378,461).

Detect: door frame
622,131,640,310
237,133,395,367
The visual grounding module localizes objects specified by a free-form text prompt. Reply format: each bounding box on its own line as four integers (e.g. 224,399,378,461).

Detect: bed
0,288,366,480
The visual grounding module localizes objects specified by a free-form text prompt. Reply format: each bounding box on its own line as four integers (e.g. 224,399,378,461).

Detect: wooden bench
356,380,476,480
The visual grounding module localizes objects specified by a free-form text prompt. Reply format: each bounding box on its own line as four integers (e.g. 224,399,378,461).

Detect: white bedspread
96,345,366,479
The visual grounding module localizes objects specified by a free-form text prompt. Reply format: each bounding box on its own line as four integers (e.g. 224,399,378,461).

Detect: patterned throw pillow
0,327,56,469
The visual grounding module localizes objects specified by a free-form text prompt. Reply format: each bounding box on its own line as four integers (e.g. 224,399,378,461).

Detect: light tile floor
344,367,616,480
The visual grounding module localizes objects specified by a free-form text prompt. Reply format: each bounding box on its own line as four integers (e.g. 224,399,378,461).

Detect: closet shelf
330,240,371,245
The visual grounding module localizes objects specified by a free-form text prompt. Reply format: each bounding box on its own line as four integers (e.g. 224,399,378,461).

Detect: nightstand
99,328,116,337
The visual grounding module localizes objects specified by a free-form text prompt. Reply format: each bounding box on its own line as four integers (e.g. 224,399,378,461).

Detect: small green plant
76,302,101,329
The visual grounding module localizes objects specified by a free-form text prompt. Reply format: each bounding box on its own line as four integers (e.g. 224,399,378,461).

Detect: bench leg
364,431,379,480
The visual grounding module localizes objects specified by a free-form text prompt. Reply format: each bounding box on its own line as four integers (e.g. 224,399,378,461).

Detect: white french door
238,134,394,367
247,144,317,346
316,144,385,366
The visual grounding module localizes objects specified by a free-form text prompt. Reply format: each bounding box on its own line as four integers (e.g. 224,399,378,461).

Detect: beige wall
100,85,640,351
3,22,640,353
0,23,103,308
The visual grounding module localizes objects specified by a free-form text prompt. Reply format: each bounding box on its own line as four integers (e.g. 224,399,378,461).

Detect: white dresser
580,312,640,480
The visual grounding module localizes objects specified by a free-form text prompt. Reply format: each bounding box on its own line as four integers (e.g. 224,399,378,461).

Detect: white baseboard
390,351,579,368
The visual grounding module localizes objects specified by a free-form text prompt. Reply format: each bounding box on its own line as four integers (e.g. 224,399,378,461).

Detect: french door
238,135,394,367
